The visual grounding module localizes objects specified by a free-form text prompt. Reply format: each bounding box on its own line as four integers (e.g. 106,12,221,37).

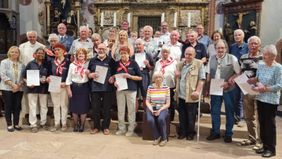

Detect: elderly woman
111,30,134,61
91,33,102,56
110,46,142,136
146,72,170,146
206,39,241,143
175,47,206,140
66,48,90,132
47,44,70,132
45,33,60,62
22,47,49,133
207,30,224,59
154,46,177,121
0,46,25,132
143,25,158,60
248,45,282,158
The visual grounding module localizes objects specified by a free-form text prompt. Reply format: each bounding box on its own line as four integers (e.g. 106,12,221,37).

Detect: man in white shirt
19,30,46,126
163,30,183,62
159,21,171,45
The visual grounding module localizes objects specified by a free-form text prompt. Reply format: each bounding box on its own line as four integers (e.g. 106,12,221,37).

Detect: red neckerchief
117,60,131,73
54,58,66,75
45,49,55,57
160,57,174,74
73,60,86,78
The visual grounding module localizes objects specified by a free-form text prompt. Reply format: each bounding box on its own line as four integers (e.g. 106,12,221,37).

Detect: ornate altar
93,0,210,39
223,0,263,45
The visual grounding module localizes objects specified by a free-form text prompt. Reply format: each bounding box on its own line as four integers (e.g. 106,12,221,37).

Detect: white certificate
234,73,259,95
115,73,128,91
94,65,108,84
209,79,224,96
26,70,40,86
135,53,146,68
48,75,62,93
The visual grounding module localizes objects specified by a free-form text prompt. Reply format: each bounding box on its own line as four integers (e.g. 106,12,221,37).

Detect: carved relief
104,10,116,26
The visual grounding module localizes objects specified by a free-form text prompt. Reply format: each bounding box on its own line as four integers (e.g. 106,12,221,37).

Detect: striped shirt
146,84,170,107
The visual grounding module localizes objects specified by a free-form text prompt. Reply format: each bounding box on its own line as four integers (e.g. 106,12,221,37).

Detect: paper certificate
234,73,259,95
115,73,128,91
94,65,108,84
26,70,40,86
135,53,146,68
210,79,224,96
48,75,62,93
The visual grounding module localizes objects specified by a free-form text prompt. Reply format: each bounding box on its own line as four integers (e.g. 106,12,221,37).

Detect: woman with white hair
154,46,177,121
46,33,60,63
248,45,282,158
146,72,170,146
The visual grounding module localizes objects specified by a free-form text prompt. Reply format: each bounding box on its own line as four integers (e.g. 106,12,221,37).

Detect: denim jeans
210,89,235,137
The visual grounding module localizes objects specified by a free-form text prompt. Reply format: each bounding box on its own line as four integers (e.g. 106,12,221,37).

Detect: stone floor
0,110,281,159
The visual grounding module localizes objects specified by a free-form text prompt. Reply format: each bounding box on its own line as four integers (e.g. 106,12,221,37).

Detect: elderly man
181,30,207,64
68,26,93,60
19,31,45,125
57,23,74,52
239,36,263,149
196,24,212,48
206,39,241,143
159,21,170,45
162,30,182,62
88,43,114,135
230,29,249,126
175,47,205,140
143,25,158,61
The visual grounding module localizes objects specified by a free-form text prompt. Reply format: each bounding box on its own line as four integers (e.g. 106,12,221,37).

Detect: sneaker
115,130,126,135
159,139,168,147
90,128,99,134
237,121,244,127
103,129,110,135
50,125,60,132
14,125,23,131
31,127,39,133
153,137,161,146
61,125,67,132
40,125,48,130
125,131,135,137
253,143,263,151
7,126,14,132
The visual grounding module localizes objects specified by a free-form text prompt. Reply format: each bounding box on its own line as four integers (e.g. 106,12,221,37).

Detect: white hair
135,38,145,45
79,26,89,32
262,45,277,56
234,29,245,37
247,36,261,45
48,33,59,42
26,31,37,37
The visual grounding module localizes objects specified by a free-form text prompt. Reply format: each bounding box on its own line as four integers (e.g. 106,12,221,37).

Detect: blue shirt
256,63,282,105
230,42,248,60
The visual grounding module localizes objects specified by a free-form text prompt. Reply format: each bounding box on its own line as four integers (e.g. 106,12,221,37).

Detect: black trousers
257,100,277,153
2,90,23,126
169,88,175,121
91,92,113,130
178,98,197,137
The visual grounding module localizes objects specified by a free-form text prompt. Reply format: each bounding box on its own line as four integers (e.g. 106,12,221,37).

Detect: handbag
200,97,211,114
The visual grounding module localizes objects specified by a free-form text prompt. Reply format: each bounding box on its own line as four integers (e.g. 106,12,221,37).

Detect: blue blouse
256,62,282,105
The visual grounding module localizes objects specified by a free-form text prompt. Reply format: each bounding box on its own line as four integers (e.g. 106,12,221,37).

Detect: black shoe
262,150,275,158
7,126,14,132
79,125,84,132
14,125,23,131
186,135,194,140
224,136,232,143
73,124,79,132
177,135,186,140
206,134,220,140
256,148,265,154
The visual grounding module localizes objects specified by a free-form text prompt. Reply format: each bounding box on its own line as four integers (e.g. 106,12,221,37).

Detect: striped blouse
146,84,170,106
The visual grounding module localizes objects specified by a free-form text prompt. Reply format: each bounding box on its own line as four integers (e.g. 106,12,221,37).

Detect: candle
113,12,116,27
173,12,177,27
219,27,223,34
161,13,165,22
101,12,104,27
187,12,191,27
127,13,131,27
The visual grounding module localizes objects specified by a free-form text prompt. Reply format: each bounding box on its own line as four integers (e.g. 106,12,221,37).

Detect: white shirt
159,32,171,45
154,58,177,88
163,42,182,62
65,62,89,85
19,41,45,65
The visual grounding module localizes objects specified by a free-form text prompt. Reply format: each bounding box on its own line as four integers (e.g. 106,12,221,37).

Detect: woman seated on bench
145,72,170,146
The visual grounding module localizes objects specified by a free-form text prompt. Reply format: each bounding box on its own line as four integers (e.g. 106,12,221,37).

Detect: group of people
0,21,281,156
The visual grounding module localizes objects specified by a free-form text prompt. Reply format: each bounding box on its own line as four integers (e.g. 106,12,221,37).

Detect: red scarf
54,58,66,75
73,60,86,78
160,57,174,74
117,60,131,73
